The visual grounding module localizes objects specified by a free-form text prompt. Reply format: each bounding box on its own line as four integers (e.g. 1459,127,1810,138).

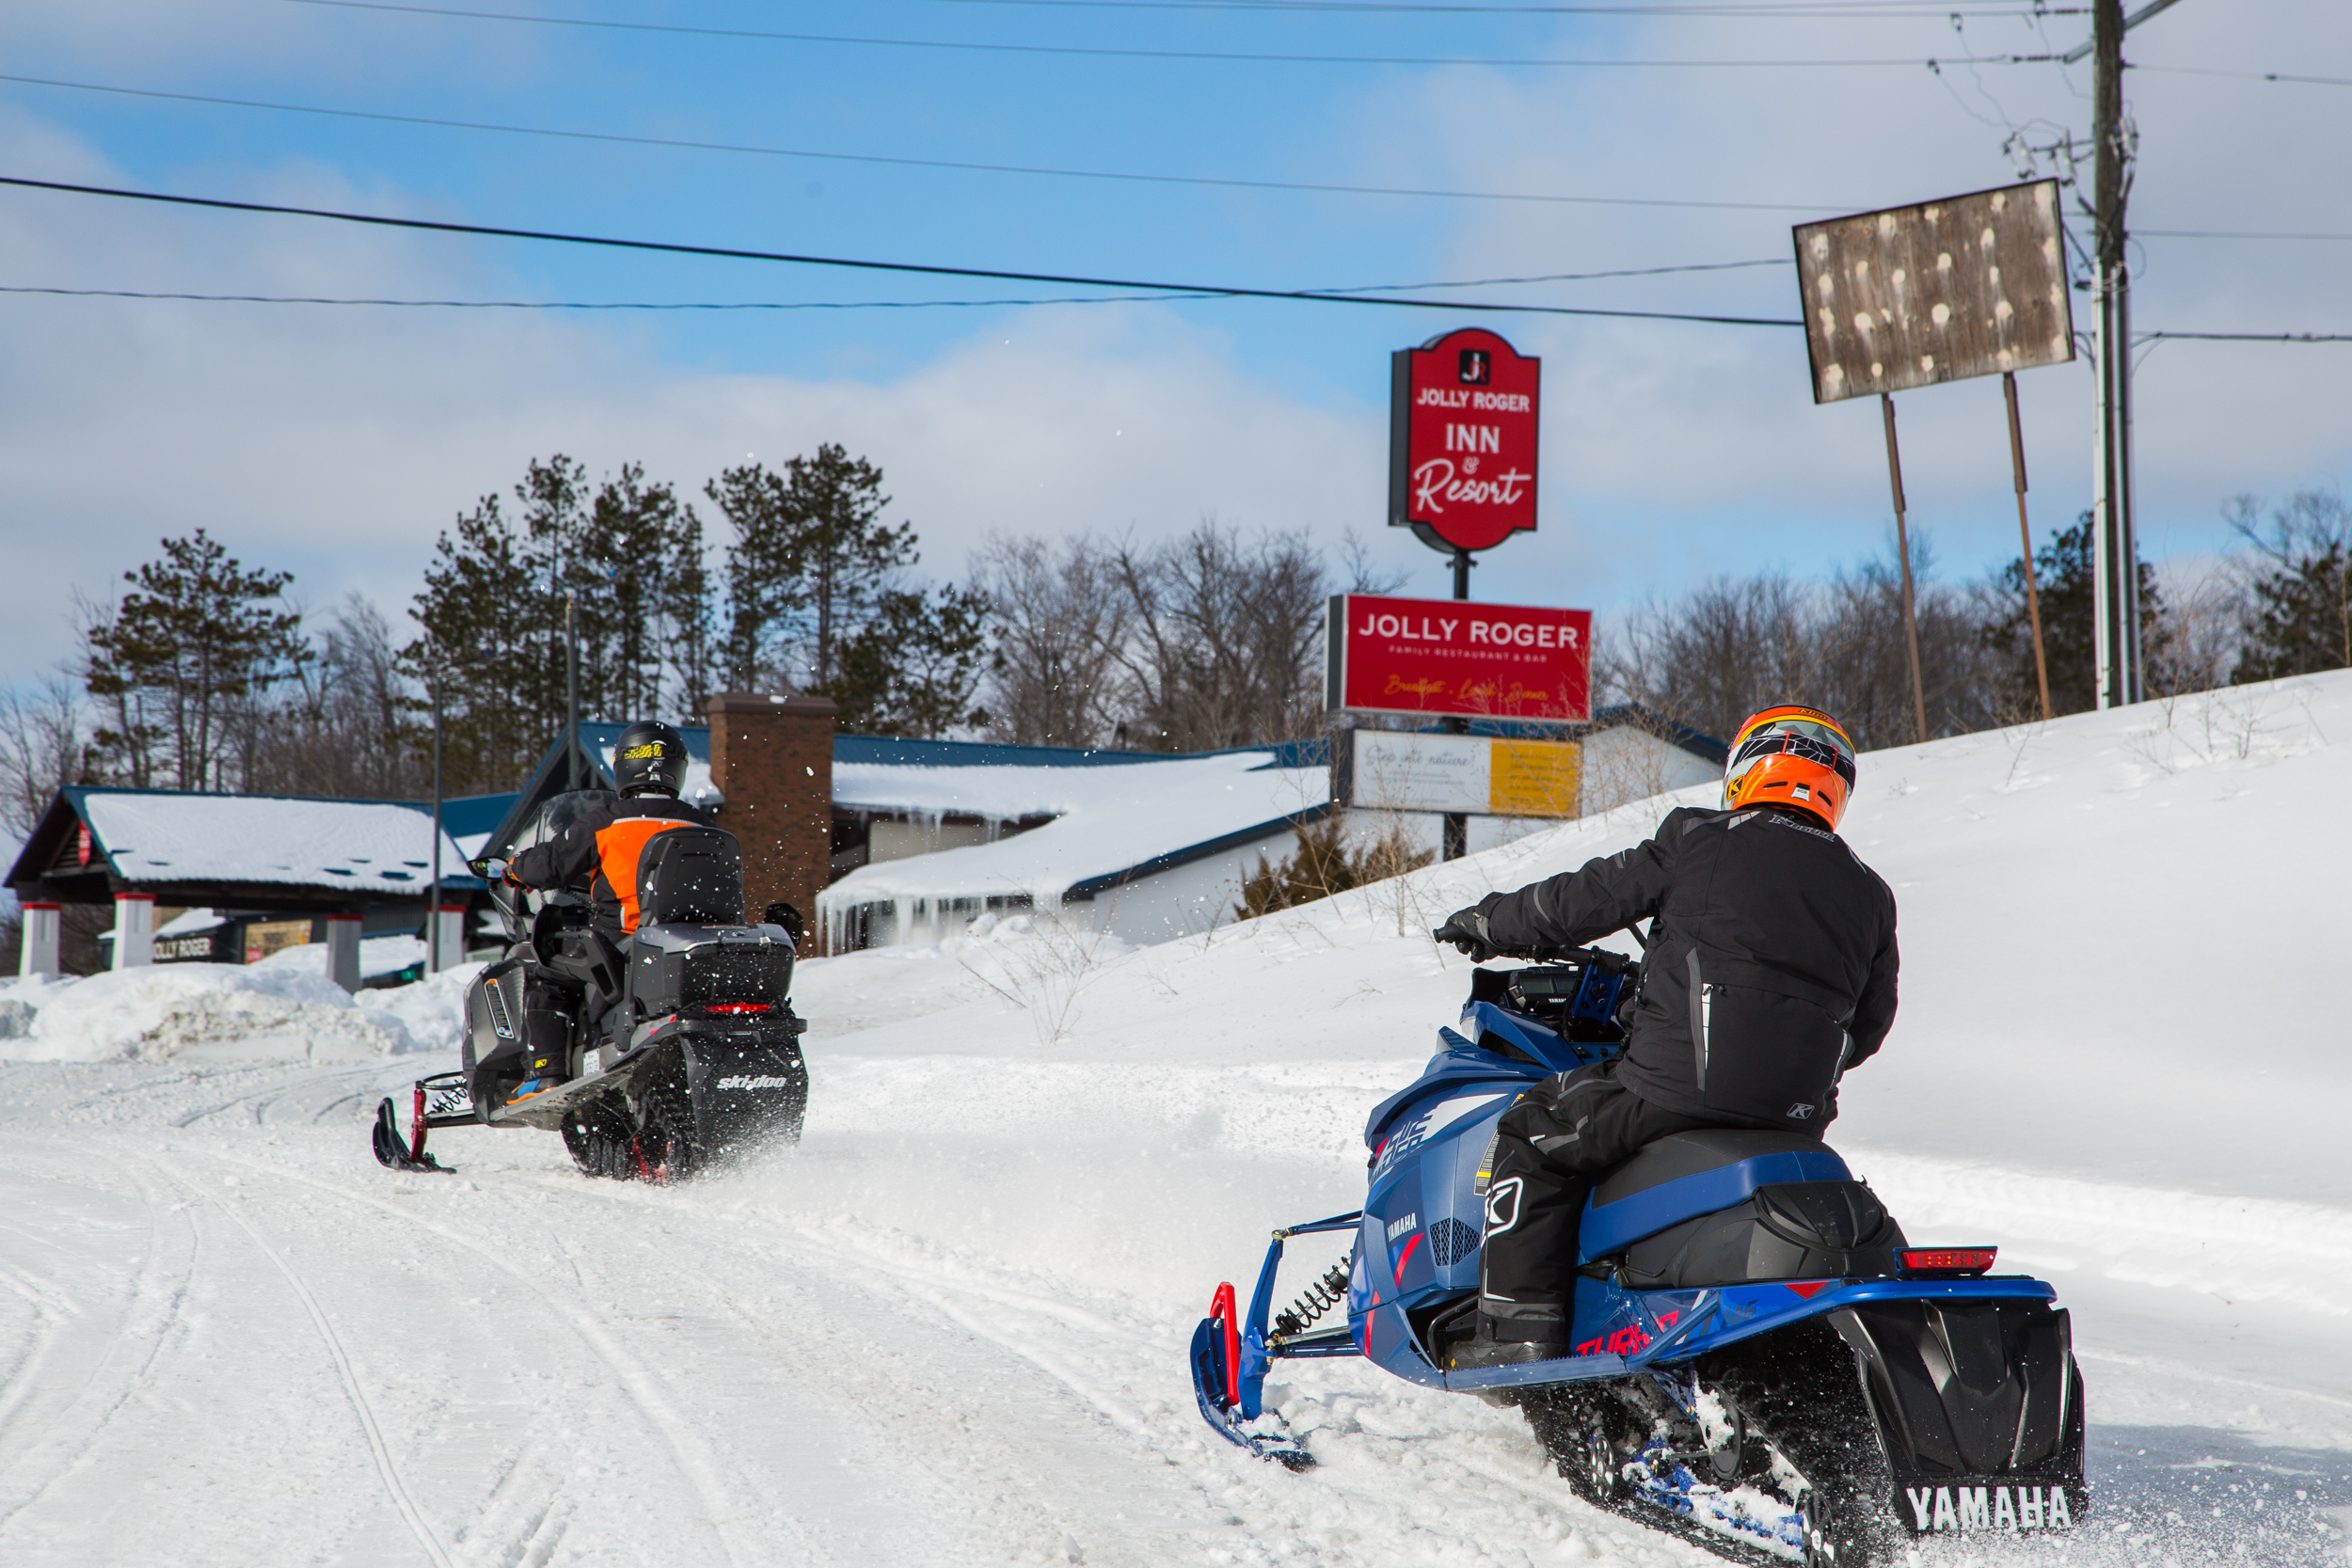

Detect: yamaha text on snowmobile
1188,942,2086,1565
373,791,808,1180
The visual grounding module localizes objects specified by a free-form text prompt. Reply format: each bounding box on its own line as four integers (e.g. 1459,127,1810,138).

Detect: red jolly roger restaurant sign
1389,327,1541,554
1326,594,1592,721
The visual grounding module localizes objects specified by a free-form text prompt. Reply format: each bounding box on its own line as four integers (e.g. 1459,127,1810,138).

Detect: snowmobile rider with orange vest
1429,705,1899,1370
499,721,709,1101
504,721,711,945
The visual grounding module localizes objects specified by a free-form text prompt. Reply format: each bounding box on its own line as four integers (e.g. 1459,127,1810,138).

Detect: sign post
1794,179,2074,736
1388,327,1542,855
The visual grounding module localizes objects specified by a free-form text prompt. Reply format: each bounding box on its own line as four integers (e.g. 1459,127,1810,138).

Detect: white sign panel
1352,731,1490,814
1338,731,1581,818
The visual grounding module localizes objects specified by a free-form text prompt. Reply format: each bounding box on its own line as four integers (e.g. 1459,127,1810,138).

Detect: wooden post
2004,372,2054,721
1879,393,1930,745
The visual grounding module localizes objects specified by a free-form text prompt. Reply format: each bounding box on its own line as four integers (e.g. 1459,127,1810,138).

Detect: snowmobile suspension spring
1271,1251,1354,1339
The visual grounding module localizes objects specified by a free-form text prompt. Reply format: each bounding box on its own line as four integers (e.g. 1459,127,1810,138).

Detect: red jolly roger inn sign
1389,327,1541,553
1326,594,1592,721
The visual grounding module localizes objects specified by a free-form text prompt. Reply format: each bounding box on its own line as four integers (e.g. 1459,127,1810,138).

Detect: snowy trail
8,1059,2349,1568
6,677,2351,1564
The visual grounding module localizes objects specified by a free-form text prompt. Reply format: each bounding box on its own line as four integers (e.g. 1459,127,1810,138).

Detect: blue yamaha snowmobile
1190,941,2086,1565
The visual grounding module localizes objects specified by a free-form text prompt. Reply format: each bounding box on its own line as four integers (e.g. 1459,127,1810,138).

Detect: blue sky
1,0,2345,679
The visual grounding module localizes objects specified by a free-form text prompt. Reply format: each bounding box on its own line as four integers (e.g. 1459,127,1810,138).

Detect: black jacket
508,793,712,939
1483,805,1899,1131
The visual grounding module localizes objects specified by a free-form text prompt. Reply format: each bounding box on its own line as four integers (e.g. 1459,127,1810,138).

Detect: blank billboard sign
1793,179,2074,404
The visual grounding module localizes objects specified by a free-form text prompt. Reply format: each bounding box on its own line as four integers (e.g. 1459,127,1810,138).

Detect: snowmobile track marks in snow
209,1150,749,1568
0,1152,202,1543
150,1154,456,1568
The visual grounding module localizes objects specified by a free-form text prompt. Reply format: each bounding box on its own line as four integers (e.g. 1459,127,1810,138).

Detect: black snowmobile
372,790,808,1180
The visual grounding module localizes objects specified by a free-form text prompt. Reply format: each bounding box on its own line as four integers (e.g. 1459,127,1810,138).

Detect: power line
0,175,1806,326
268,0,2051,69
0,283,1216,309
0,73,1851,214
846,0,2084,14
0,256,1794,309
19,287,2329,347
2131,65,2352,88
2137,330,2352,342
2138,229,2352,241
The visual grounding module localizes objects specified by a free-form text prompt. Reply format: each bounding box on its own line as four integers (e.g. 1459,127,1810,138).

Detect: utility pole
2087,0,2140,709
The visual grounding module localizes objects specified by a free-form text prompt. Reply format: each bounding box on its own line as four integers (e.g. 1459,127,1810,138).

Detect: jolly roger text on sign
1389,327,1541,554
1325,593,1592,721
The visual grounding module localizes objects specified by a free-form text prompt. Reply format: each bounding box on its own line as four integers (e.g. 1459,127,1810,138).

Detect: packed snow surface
4,673,2350,1565
77,790,474,895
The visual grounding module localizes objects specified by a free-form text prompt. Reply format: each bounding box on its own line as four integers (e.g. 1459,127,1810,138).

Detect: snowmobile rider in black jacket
500,721,709,1101
1430,705,1899,1370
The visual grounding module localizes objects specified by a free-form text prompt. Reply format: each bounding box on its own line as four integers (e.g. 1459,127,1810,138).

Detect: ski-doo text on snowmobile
1189,943,2087,1566
373,789,808,1180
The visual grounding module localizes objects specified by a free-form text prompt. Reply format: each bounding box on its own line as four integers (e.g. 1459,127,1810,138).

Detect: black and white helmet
612,721,688,799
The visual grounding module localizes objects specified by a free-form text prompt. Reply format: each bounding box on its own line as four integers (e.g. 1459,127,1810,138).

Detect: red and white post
110,893,155,970
325,912,363,993
431,903,468,973
18,902,61,978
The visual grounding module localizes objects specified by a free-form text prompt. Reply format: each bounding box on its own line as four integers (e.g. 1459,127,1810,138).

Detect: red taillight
1900,1247,1997,1275
705,1002,771,1015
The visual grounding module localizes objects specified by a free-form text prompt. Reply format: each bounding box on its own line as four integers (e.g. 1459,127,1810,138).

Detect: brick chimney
706,692,836,928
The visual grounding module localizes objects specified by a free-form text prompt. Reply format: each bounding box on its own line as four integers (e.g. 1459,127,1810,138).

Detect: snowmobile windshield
494,789,618,863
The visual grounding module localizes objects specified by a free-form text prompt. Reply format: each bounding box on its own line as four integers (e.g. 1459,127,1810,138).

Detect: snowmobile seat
1579,1130,1852,1260
634,827,746,927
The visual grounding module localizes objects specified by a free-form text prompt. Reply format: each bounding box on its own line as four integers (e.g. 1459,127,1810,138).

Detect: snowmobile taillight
1899,1247,1997,1276
703,1002,772,1014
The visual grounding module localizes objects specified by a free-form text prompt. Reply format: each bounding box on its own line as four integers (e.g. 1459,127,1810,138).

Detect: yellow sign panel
1488,739,1581,817
243,919,312,965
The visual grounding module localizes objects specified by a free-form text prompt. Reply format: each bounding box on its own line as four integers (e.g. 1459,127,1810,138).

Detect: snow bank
355,960,484,1053
4,954,422,1063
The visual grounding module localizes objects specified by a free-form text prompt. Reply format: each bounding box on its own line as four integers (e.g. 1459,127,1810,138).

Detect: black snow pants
1479,1062,1709,1341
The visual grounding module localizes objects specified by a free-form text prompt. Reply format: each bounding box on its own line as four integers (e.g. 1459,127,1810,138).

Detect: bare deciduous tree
974,534,1133,748
1110,522,1328,752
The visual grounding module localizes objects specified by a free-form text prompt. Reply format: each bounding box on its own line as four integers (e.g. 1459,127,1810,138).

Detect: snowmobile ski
371,1071,469,1173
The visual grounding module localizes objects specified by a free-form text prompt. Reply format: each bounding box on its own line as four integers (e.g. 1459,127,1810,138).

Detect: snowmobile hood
1363,1027,1549,1149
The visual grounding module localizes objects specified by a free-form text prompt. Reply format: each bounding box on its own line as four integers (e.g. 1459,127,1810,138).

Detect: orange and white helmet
1724,705,1857,830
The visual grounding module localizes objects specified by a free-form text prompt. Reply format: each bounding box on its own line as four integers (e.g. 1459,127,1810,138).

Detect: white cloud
0,111,1391,677
4,0,2347,685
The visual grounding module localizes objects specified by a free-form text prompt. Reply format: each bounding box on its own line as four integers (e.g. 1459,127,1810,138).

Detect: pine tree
408,456,717,794
82,529,307,790
2229,490,2351,684
824,585,992,737
1979,514,2163,719
709,446,916,691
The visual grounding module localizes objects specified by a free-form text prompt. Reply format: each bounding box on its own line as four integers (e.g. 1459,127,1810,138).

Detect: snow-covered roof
818,750,1328,912
74,790,476,895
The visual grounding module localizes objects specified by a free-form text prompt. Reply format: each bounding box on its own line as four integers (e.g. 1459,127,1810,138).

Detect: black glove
1432,895,1504,962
